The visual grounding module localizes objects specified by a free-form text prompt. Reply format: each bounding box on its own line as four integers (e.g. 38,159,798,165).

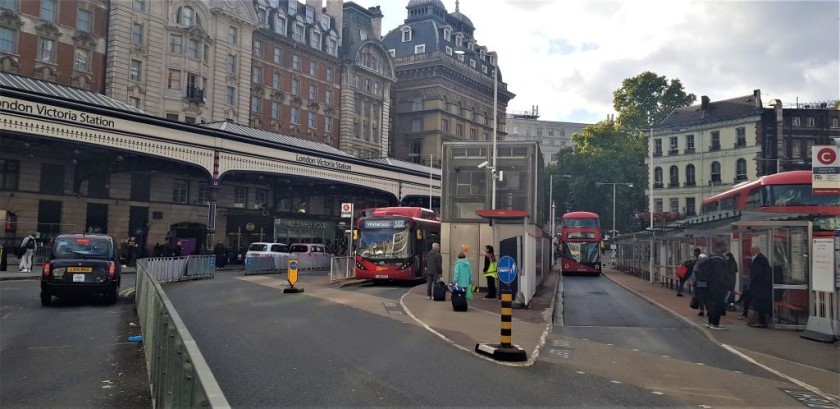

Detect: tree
613,71,696,129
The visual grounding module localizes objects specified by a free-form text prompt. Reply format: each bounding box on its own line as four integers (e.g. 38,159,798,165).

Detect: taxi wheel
105,286,118,305
40,291,52,306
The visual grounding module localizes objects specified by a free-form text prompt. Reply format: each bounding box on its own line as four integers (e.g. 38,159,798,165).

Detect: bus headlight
355,261,366,270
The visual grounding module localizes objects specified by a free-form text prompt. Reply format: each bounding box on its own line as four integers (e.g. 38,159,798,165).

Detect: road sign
497,255,517,285
288,258,299,286
812,146,840,196
341,202,353,218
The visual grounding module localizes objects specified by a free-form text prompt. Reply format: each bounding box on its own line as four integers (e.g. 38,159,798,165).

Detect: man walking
425,243,443,300
748,245,772,328
19,234,37,273
702,240,730,330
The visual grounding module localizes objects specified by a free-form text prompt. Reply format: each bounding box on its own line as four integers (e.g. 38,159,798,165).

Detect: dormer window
469,59,476,68
359,29,367,41
443,27,451,41
320,15,330,30
176,6,198,27
288,0,297,15
455,34,462,47
457,53,464,62
482,66,487,74
293,23,305,42
256,8,266,24
414,44,425,54
401,26,411,42
445,46,452,56
310,30,321,50
305,6,314,24
274,15,286,35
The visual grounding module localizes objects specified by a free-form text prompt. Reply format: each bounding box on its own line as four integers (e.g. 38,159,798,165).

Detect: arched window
736,159,747,181
176,7,199,27
654,167,663,188
669,165,679,187
685,164,696,186
711,161,721,183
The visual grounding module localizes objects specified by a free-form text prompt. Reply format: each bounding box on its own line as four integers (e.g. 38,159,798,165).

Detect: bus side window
745,188,761,209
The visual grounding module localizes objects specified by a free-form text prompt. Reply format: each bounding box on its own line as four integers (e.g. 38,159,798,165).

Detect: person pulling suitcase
450,252,473,311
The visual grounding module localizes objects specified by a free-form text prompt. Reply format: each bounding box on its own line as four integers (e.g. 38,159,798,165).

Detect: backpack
24,238,35,250
695,258,712,283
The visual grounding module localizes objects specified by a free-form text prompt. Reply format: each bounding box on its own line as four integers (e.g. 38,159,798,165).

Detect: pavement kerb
602,269,840,407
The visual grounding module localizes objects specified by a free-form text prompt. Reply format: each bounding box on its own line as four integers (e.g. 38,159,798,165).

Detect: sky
351,0,840,124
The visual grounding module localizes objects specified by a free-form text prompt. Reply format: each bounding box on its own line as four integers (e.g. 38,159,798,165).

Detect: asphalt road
0,275,150,408
165,270,682,407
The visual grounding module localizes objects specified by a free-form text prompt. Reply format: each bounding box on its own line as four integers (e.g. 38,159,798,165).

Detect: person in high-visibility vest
482,245,498,299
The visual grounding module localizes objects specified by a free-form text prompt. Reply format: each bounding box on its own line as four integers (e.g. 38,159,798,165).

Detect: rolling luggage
449,285,468,311
433,281,447,301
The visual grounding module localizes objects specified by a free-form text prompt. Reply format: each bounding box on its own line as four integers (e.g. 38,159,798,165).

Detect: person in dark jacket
482,245,498,299
748,245,772,327
425,243,443,300
214,241,227,268
724,252,738,311
703,240,730,330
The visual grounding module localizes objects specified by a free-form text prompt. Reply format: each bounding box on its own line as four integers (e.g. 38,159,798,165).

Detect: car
289,243,332,270
245,242,291,272
41,234,121,306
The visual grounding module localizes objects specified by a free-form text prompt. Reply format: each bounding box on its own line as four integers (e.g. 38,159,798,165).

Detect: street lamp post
595,182,633,240
408,153,434,209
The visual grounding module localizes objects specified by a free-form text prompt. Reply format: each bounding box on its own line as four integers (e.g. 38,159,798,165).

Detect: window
304,5,314,23
251,96,261,114
354,75,360,88
132,0,144,11
654,199,663,213
291,79,299,95
308,112,316,128
40,0,57,22
469,59,476,68
273,47,282,63
292,54,301,70
309,60,318,76
792,116,800,127
256,7,266,24
187,38,199,59
38,38,55,62
0,27,14,53
291,107,299,124
323,116,332,133
832,118,839,128
272,72,281,88
271,101,280,119
668,136,678,154
176,6,197,26
166,69,181,89
482,66,488,74
253,39,262,56
197,182,208,204
72,48,90,72
710,131,720,151
456,124,463,137
414,44,425,54
129,59,142,81
293,23,304,42
203,44,209,63
653,138,662,156
227,54,236,73
77,9,92,32
401,27,411,42
131,23,143,44
455,35,462,47
0,159,19,190
364,78,370,91
711,161,721,183
233,187,247,208
685,198,696,216
736,158,747,181
173,180,188,203
310,31,321,50
806,117,815,127
228,26,238,44
327,38,337,56
389,49,395,58
469,128,476,140
411,118,422,132
308,84,317,100
39,163,64,194
654,167,663,188
457,53,464,62
252,66,262,83
443,27,451,41
226,86,235,105
255,189,268,208
736,127,746,147
325,90,332,106
412,98,423,111
129,97,141,108
685,164,696,186
326,67,334,82
274,15,286,35
373,82,380,95
165,113,178,120
670,198,679,213
669,165,679,187
288,0,297,14
170,35,183,54
685,134,695,152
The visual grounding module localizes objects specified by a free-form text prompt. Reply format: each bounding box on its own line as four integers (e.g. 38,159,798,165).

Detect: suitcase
433,281,447,301
451,291,468,312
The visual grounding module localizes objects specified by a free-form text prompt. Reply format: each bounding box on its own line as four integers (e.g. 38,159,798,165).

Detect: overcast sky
352,0,840,124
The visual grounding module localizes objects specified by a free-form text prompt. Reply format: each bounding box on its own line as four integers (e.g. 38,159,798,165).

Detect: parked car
289,243,333,270
245,242,291,272
41,234,121,306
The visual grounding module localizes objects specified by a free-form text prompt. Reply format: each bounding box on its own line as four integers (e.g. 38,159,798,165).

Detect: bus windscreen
358,220,411,260
562,242,601,264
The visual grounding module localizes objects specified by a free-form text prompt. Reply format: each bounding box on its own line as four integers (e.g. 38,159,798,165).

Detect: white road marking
28,345,72,350
575,371,586,374
610,380,622,384
652,391,664,395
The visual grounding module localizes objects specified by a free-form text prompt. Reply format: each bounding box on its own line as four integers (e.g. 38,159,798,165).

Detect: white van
289,243,332,270
245,242,291,272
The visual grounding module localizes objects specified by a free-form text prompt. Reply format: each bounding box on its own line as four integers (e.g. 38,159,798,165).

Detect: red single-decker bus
354,207,440,281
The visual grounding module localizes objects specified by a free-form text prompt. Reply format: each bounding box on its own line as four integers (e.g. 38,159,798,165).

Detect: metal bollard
500,290,513,347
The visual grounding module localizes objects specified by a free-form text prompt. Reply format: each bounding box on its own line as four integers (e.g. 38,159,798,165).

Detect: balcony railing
683,147,695,154
734,140,747,148
733,175,748,183
709,179,722,186
709,143,721,151
653,182,664,189
185,86,205,103
653,151,663,157
683,181,696,187
668,182,680,188
668,148,679,156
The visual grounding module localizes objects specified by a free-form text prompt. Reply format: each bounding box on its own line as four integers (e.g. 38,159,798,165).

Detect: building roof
407,0,446,10
450,11,474,28
201,121,351,157
365,157,442,176
660,93,763,127
0,72,146,114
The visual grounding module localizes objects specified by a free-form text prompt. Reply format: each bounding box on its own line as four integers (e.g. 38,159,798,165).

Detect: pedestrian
425,243,443,300
701,240,730,330
691,253,708,316
677,248,701,297
748,245,772,328
18,233,37,273
738,257,753,320
724,252,738,311
482,245,498,299
452,252,473,299
214,241,227,268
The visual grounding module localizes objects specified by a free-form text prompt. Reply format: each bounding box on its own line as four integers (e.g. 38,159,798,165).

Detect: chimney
701,96,710,111
753,89,762,109
369,6,383,39
326,0,343,40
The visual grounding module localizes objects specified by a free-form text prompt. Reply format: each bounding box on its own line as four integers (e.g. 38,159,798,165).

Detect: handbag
466,284,474,300
689,295,700,310
676,264,688,279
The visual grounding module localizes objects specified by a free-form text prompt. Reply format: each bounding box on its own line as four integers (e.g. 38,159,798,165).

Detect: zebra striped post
500,290,514,347
475,287,527,362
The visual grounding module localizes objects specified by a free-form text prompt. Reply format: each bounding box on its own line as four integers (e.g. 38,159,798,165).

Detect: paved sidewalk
602,267,840,400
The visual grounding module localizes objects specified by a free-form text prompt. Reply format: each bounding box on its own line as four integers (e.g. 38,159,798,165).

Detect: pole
611,183,616,240
491,62,498,210
549,175,554,264
648,128,655,284
429,153,433,209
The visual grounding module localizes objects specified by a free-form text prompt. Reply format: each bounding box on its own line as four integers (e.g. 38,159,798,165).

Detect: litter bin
0,244,7,272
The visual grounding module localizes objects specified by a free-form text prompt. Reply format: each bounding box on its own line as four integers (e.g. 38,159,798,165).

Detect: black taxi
40,234,121,306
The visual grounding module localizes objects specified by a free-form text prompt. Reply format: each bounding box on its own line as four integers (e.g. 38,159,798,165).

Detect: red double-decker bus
559,211,602,275
354,207,440,281
701,171,840,215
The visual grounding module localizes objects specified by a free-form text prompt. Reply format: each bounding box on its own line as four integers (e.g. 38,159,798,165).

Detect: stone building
505,107,591,165
0,0,109,92
381,0,514,166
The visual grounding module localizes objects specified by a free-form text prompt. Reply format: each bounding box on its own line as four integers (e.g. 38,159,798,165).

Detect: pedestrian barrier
135,259,228,408
142,256,216,283
329,256,354,284
244,255,278,275
185,255,216,278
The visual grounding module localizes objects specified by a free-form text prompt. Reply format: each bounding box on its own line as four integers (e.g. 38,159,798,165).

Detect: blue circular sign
289,260,299,270
497,256,517,285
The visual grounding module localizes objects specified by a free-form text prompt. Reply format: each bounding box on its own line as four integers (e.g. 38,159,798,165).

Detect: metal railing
244,255,280,275
142,255,216,283
329,256,354,284
135,258,228,408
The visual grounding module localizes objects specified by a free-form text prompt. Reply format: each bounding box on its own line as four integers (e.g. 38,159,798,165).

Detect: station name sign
295,154,351,171
0,98,116,128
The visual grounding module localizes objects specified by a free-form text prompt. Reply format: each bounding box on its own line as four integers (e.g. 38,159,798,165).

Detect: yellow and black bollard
500,290,513,347
475,287,527,362
283,258,304,293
